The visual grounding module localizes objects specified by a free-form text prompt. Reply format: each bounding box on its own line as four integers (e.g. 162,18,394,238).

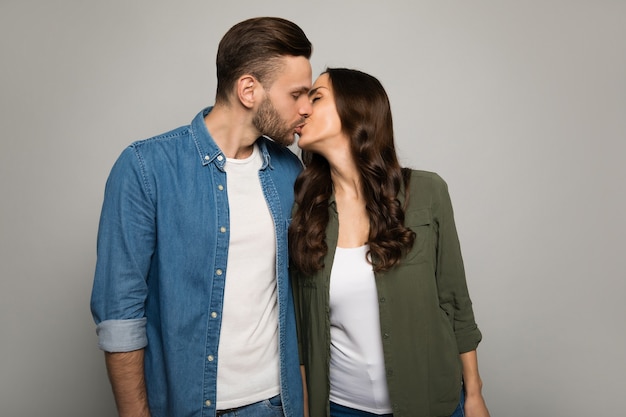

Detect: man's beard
252,97,302,146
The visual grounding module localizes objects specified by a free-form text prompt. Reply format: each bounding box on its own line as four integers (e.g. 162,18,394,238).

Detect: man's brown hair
215,17,312,103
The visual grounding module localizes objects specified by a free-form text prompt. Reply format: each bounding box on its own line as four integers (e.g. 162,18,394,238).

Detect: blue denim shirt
90,107,304,417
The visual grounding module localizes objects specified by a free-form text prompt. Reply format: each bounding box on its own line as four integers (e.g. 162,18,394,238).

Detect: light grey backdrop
1,1,624,416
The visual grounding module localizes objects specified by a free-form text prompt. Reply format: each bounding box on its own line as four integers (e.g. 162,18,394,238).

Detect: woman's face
297,73,345,153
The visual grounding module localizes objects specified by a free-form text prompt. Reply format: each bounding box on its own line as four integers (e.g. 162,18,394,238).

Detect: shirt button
207,355,214,361
211,312,217,318
379,297,386,303
205,400,212,407
220,226,226,233
218,184,224,191
204,155,210,161
383,333,390,339
216,269,223,276
217,155,224,161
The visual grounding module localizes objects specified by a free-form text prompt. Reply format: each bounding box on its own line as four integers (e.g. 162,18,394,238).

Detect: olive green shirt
292,170,482,417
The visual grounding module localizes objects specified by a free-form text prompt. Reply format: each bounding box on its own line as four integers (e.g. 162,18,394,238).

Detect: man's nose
299,97,312,117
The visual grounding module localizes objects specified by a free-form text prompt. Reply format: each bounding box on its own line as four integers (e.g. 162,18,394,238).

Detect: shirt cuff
96,318,148,352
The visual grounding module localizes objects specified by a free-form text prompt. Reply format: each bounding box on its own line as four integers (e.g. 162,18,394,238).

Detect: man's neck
204,103,260,159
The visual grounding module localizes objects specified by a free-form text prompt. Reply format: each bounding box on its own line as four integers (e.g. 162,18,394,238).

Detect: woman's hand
460,350,491,417
464,392,490,417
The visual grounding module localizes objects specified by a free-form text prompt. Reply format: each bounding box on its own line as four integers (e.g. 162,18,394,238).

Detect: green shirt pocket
403,207,432,265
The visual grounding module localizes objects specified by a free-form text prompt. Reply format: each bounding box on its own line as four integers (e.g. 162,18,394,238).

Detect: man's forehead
273,56,312,88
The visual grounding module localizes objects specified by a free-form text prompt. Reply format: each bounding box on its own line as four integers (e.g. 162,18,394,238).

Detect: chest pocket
403,208,433,265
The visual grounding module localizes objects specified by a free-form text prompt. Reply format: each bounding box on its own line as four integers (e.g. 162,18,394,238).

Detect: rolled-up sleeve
90,145,156,352
433,174,482,353
96,318,148,352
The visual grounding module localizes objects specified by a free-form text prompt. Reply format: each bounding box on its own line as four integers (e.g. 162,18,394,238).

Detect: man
90,17,313,417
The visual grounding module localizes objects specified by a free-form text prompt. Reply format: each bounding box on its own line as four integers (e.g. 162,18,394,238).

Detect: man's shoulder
109,124,197,178
129,125,192,151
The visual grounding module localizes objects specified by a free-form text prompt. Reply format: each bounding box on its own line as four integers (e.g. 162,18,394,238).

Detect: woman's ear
237,75,258,109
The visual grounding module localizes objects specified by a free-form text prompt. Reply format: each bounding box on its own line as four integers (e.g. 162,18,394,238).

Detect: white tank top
329,245,393,414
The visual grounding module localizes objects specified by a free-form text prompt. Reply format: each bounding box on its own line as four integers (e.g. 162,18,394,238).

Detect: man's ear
237,75,259,109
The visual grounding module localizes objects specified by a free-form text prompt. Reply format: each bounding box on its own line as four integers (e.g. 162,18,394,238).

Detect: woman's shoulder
407,169,448,191
402,169,452,213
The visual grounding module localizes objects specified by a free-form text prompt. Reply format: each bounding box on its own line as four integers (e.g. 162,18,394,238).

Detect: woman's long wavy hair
289,68,415,275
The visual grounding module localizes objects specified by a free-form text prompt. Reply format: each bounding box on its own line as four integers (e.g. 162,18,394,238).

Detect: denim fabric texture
329,402,392,417
91,107,304,417
216,394,284,417
449,389,465,417
329,389,464,417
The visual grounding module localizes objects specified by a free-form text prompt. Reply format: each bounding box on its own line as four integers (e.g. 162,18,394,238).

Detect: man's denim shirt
90,108,304,417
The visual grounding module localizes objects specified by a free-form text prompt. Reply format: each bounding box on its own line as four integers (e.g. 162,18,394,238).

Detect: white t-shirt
216,144,280,409
329,245,393,414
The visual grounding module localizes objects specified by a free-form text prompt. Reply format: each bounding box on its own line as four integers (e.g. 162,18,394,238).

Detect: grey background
1,1,624,416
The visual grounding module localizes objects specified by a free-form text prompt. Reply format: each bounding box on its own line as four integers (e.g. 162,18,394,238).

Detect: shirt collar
191,106,272,170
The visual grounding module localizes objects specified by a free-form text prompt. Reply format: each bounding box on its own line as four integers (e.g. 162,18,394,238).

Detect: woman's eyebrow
307,86,328,98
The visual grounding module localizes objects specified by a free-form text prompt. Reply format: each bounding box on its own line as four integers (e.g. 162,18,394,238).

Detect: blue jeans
329,402,392,417
329,390,465,417
449,389,466,417
216,394,283,417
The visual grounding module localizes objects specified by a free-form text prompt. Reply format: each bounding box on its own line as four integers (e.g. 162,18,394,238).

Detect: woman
289,68,490,417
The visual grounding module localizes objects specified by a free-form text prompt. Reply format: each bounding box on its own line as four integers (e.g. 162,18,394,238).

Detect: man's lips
294,122,306,135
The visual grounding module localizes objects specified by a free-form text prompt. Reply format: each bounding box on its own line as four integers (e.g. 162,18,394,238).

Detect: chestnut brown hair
289,68,415,275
